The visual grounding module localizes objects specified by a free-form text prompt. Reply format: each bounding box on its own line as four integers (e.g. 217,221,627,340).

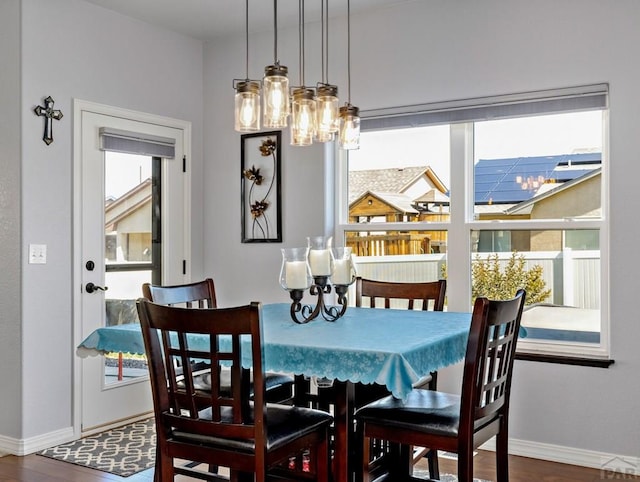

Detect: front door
75,101,190,433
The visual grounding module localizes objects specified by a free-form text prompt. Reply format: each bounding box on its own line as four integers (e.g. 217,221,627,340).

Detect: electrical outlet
29,244,47,264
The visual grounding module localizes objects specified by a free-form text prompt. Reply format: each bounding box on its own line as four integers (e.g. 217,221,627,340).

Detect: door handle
85,282,108,293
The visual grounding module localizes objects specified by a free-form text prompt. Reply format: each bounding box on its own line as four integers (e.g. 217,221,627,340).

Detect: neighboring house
104,178,152,263
348,166,450,254
348,153,601,254
475,153,601,252
474,151,600,210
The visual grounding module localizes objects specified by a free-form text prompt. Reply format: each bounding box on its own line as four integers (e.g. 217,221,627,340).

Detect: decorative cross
34,96,63,145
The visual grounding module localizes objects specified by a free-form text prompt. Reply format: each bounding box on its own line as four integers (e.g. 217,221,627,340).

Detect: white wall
13,0,204,440
203,0,640,459
0,0,23,440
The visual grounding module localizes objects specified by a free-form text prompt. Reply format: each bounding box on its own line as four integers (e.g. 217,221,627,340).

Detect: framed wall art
241,131,282,243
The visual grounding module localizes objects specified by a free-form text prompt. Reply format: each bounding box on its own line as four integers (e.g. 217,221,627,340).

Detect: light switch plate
29,244,47,264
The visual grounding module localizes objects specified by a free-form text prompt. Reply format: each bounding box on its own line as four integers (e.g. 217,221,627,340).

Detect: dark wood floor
1,450,637,482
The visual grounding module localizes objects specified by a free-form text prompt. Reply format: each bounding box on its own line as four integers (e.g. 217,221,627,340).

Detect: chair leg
316,431,331,482
394,443,412,478
155,453,174,482
361,434,371,482
426,448,440,480
457,447,474,482
496,424,510,482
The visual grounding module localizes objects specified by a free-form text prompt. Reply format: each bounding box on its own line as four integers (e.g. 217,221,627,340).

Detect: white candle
332,259,352,285
309,249,331,276
285,261,308,289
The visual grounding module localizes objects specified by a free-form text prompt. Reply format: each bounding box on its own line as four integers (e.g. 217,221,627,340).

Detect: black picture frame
241,131,282,243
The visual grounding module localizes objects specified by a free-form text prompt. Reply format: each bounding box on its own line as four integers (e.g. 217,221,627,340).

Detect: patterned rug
38,418,156,477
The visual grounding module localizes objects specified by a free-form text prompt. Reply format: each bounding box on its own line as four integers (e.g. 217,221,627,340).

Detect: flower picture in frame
241,131,282,243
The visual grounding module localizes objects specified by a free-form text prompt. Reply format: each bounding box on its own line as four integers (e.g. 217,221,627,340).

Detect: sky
104,111,603,198
105,152,152,199
348,110,604,189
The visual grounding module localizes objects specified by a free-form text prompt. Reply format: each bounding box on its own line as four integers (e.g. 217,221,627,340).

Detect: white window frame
333,85,610,360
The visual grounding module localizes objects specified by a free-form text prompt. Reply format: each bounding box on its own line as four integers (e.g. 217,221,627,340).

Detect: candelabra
280,238,356,323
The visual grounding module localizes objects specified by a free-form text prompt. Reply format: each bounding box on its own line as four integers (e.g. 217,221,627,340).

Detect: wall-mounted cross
34,96,63,145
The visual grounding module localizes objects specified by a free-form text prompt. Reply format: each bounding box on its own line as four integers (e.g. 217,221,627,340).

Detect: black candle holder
288,276,350,323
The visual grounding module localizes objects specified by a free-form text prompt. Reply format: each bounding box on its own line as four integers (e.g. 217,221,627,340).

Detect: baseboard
0,426,75,456
480,437,640,476
81,412,153,437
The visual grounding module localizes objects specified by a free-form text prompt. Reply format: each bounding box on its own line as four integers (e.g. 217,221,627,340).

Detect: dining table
77,302,472,482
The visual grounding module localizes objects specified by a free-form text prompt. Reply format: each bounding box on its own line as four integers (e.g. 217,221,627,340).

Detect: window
335,85,609,359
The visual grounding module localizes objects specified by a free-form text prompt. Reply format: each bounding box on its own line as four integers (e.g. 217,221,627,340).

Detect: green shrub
441,251,551,305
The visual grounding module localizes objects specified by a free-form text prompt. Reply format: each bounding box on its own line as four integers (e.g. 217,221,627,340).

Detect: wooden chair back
142,278,217,308
355,277,446,311
136,300,267,467
460,289,526,438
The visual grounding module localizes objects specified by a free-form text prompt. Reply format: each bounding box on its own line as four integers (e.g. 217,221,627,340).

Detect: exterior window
335,85,609,359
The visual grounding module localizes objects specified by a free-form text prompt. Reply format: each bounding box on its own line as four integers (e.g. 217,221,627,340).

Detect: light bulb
240,98,255,127
291,88,317,146
339,104,360,150
234,81,260,132
263,64,289,128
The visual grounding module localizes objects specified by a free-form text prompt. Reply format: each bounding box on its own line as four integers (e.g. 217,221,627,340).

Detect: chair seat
172,403,333,453
177,366,294,398
356,389,462,437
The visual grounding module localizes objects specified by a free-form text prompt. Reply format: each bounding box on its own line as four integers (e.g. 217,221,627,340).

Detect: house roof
349,166,447,203
475,152,601,204
414,189,450,204
104,178,152,230
351,191,419,214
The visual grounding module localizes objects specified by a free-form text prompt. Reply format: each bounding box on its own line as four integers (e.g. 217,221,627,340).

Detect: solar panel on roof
474,153,601,204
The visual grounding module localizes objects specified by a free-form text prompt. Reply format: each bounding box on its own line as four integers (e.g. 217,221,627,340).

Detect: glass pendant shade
315,84,339,142
263,64,290,128
291,88,317,146
234,81,261,132
339,104,360,150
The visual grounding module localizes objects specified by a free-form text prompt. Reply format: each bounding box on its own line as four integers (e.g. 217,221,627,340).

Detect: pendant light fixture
339,0,360,150
315,0,340,143
290,0,317,146
263,0,289,129
233,0,261,132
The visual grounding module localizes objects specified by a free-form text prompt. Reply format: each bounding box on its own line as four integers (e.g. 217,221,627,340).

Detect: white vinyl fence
352,249,600,309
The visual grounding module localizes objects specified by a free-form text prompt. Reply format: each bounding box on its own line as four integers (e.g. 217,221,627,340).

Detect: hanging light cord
321,0,326,84
298,0,305,86
347,0,352,103
244,0,249,79
273,0,278,63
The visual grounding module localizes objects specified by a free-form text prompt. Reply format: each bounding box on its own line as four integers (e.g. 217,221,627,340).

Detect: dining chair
355,277,446,391
355,277,447,478
137,299,334,482
142,279,294,404
355,289,526,482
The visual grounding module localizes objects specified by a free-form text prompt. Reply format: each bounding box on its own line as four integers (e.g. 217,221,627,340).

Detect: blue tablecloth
77,303,472,399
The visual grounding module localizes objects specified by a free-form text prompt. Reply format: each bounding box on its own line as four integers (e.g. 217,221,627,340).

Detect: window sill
515,352,614,368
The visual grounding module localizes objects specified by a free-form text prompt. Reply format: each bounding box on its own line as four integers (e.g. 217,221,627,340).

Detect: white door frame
72,99,191,438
